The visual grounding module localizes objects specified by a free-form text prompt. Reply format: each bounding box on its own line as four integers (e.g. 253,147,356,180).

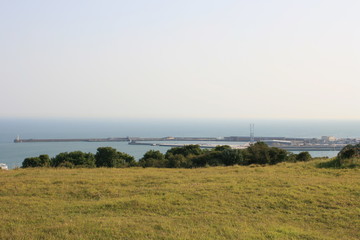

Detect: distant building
262,140,292,146
321,136,336,142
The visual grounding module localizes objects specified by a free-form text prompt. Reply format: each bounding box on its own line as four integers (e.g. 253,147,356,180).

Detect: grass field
0,160,359,240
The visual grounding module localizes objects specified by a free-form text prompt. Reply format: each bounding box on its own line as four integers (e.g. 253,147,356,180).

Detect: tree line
22,147,136,168
21,142,313,168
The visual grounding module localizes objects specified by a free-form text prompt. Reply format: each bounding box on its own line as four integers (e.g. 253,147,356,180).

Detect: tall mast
250,124,255,143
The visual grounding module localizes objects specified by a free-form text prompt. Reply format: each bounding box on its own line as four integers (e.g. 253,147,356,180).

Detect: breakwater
14,137,129,143
128,141,343,151
14,136,307,143
280,146,343,151
128,141,248,149
13,136,350,151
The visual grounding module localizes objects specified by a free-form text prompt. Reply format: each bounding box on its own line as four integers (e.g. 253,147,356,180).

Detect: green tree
139,150,167,167
286,152,297,162
52,151,96,168
191,151,223,167
337,144,360,159
243,142,270,165
22,157,41,168
221,149,244,166
213,145,231,151
167,154,192,168
118,151,137,167
57,161,75,168
243,142,288,165
165,145,202,159
95,147,135,168
22,154,51,168
192,147,244,167
296,152,312,162
268,147,288,164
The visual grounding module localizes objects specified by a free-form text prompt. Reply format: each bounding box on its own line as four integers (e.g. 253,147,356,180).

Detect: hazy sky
1,0,359,119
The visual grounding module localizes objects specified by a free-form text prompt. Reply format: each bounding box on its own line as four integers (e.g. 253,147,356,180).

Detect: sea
1,118,360,169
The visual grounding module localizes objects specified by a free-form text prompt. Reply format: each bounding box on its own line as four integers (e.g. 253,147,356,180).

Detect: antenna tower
250,124,255,143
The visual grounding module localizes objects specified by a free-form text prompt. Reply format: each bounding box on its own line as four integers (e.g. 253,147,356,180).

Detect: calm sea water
1,118,359,168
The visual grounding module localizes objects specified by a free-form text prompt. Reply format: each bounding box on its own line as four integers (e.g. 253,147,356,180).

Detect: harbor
13,135,358,151
127,141,345,151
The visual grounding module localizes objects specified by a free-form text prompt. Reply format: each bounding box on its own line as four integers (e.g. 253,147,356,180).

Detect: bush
220,149,244,166
95,147,136,168
57,161,75,168
52,151,96,168
243,142,288,165
139,150,167,168
316,144,360,169
118,151,137,167
165,145,203,159
191,149,244,167
296,152,312,162
286,152,297,162
191,151,224,167
268,147,288,164
22,154,51,168
317,157,360,169
167,154,192,168
213,145,232,151
337,144,360,160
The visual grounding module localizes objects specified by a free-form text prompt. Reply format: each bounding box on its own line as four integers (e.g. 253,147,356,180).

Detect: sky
0,0,359,119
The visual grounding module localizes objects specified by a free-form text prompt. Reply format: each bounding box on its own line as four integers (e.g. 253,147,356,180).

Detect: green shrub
221,149,244,166
317,144,360,168
95,147,136,168
213,145,232,151
243,142,287,165
296,152,312,162
165,145,203,159
337,144,360,160
167,154,192,168
58,161,75,168
52,151,96,168
22,154,51,168
191,151,224,167
139,150,167,168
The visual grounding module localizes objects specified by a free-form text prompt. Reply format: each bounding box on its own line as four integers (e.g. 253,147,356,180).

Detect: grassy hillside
0,160,359,240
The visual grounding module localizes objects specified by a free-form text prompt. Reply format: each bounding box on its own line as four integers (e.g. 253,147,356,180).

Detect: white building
0,163,8,170
321,136,336,142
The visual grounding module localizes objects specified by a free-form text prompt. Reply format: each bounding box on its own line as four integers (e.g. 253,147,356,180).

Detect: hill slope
0,160,359,240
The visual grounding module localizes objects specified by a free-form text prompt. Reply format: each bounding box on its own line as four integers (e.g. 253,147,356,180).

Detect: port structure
13,134,358,151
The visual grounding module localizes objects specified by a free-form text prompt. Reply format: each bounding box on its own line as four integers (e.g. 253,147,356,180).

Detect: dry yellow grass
0,160,359,239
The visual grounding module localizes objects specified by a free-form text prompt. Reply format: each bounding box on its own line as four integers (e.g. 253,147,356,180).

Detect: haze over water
1,118,360,142
1,1,359,168
1,1,360,121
